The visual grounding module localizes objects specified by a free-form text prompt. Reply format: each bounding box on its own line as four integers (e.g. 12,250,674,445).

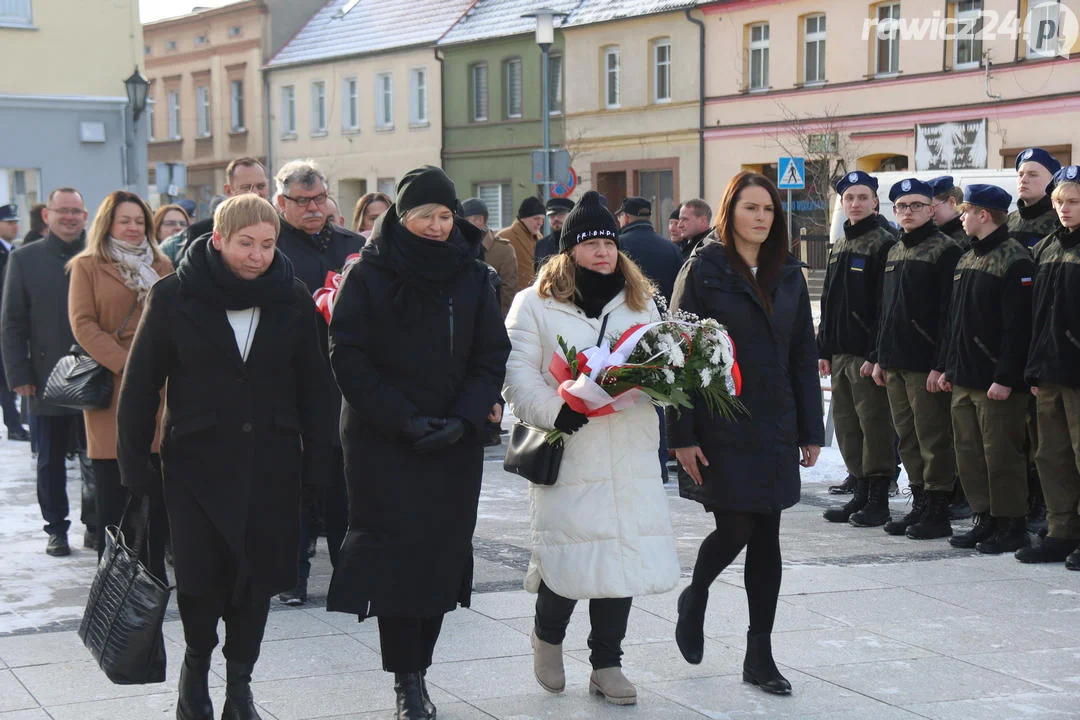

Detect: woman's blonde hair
400,202,451,226
152,203,189,242
70,190,167,269
214,193,281,240
536,251,655,313
1051,181,1080,203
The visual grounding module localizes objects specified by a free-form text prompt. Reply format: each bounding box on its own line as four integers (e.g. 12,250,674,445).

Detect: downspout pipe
435,47,446,170
685,7,706,198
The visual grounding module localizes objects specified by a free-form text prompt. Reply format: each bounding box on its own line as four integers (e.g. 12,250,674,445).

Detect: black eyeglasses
281,193,328,207
894,202,929,213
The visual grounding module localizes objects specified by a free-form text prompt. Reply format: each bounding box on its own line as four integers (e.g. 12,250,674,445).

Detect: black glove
553,404,589,435
413,417,465,454
402,415,446,444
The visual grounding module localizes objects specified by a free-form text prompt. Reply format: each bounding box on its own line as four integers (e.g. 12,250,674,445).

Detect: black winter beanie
517,195,546,219
559,190,620,252
396,166,457,216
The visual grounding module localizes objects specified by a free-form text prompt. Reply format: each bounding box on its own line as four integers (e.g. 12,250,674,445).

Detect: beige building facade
563,6,707,237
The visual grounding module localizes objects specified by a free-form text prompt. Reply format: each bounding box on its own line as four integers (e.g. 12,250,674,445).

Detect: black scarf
1018,194,1053,220
177,234,295,310
1057,224,1080,250
574,266,625,319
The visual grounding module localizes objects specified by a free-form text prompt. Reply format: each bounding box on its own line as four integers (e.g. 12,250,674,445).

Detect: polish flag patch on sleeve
1021,276,1033,286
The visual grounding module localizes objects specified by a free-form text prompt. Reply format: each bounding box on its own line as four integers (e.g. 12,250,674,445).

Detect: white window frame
375,72,393,130
196,85,211,137
167,90,181,139
505,57,523,119
804,14,827,84
280,85,296,136
604,46,621,109
230,79,244,131
0,0,33,28
471,62,488,122
477,182,511,230
409,67,428,126
311,80,327,135
653,39,672,103
875,3,901,76
954,0,983,69
342,77,360,132
749,23,770,91
548,53,563,115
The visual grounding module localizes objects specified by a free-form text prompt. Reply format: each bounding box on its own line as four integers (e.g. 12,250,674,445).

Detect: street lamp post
123,66,150,198
523,7,567,212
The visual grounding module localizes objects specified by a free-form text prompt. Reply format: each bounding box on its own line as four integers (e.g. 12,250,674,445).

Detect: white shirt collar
0,237,11,253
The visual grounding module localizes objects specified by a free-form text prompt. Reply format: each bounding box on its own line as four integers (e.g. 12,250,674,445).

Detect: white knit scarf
108,237,160,302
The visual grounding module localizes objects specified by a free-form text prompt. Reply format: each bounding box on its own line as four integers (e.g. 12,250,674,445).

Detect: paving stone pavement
2,434,1079,719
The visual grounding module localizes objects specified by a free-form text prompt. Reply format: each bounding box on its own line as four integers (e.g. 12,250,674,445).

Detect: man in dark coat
272,158,364,606
326,167,510,718
117,195,334,720
676,199,714,260
616,196,684,303
534,197,573,271
1,188,90,556
0,203,29,441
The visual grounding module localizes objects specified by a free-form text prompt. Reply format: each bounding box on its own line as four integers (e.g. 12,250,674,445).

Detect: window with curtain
376,73,393,129
311,81,327,134
281,85,296,135
470,63,488,122
504,57,522,119
230,80,244,131
654,39,671,102
410,68,428,125
343,77,359,131
604,46,621,108
196,85,210,137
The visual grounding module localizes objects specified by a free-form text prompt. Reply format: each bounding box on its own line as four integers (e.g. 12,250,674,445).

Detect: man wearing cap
0,203,29,441
668,205,683,245
676,199,713,261
498,196,546,290
462,197,518,317
1009,148,1062,249
615,197,684,303
872,178,964,540
534,197,573,272
819,172,898,527
929,176,969,247
937,185,1035,554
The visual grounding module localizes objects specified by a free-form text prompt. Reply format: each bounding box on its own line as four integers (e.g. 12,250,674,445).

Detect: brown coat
481,228,518,317
497,220,540,291
69,254,173,459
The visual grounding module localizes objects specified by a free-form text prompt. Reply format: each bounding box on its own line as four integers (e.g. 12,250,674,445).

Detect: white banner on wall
915,119,988,171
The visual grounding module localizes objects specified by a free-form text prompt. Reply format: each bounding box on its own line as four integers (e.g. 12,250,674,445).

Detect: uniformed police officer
937,185,1034,554
820,172,898,527
929,176,968,247
872,178,964,539
1017,165,1080,570
0,203,30,441
534,197,574,272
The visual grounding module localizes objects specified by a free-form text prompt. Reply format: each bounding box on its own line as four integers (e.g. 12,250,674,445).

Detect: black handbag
504,422,565,485
79,496,172,685
43,299,139,411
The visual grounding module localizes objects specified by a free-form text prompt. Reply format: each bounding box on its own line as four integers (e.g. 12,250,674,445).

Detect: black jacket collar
620,219,654,234
1018,194,1053,220
1057,224,1080,250
843,215,879,240
970,224,1009,256
44,230,85,257
939,215,964,237
900,220,937,248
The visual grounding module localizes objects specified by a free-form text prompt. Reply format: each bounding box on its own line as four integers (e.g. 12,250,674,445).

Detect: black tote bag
78,496,172,685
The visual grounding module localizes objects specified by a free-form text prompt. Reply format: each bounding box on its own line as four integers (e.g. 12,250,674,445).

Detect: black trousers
378,615,445,673
177,591,272,665
534,581,632,670
0,386,21,432
92,458,169,581
297,448,348,579
32,414,80,535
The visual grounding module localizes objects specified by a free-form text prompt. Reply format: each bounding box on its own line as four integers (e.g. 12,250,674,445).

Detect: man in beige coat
498,196,545,291
463,197,517,317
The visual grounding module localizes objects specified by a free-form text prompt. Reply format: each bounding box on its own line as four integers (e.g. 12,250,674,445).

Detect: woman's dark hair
713,171,789,314
29,203,47,234
352,191,393,233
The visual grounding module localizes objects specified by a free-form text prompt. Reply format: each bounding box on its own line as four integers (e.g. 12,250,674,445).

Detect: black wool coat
668,241,824,513
618,219,685,303
327,210,510,620
116,246,334,599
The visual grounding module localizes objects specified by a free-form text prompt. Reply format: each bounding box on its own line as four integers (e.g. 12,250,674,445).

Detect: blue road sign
778,157,806,190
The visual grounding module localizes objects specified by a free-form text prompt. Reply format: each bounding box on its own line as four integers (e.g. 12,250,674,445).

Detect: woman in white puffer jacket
503,191,680,707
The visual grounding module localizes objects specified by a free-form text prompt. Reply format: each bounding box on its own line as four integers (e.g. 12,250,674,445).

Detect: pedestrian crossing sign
777,157,805,189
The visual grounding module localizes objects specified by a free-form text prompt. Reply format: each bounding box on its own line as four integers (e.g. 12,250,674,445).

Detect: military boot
905,490,953,539
828,474,856,495
949,511,994,549
823,477,868,523
1015,536,1080,563
976,517,1029,554
849,475,892,527
948,480,973,520
884,485,926,536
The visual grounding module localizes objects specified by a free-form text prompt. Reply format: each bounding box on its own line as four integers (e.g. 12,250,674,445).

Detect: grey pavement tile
911,579,1080,618
783,587,975,627
905,691,1080,719
722,627,935,668
468,590,537,620
572,639,745,684
306,607,370,635
258,607,343,643
0,670,37,713
11,659,168,706
0,630,85,668
0,711,52,720
956,646,1080,692
802,707,929,720
847,556,1034,587
649,669,890,719
723,564,892,596
432,615,537,663
864,614,1075,655
317,702,496,719
500,608,676,652
217,634,382,682
425,654,593,702
801,656,1050,705
473,687,709,719
44,690,200,720
252,668,457,719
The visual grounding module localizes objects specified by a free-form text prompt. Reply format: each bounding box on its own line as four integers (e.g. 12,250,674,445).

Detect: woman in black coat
117,195,334,720
668,171,824,695
326,166,510,720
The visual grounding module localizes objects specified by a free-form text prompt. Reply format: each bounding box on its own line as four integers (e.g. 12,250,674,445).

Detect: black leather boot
220,661,262,720
176,650,214,720
675,586,708,664
849,475,892,527
823,477,868,522
420,669,436,719
884,485,926,536
976,517,1029,554
906,490,953,539
742,632,791,695
949,511,994,549
828,474,856,495
394,673,428,720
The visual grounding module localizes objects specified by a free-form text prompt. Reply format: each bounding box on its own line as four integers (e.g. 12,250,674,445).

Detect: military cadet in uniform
820,172,897,527
937,185,1034,554
872,178,964,539
929,176,968,247
1009,148,1061,249
1017,165,1080,569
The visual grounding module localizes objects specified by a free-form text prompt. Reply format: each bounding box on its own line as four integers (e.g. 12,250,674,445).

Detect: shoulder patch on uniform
850,257,866,272
1021,276,1033,286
